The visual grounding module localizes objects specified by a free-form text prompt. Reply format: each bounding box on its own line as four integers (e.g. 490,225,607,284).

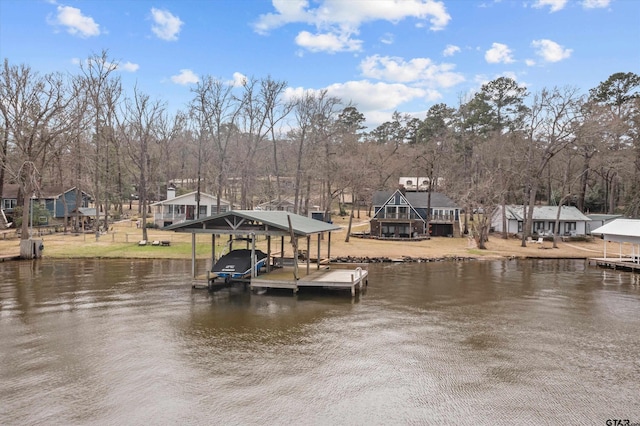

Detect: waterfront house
151,190,232,227
42,187,92,220
1,184,91,224
491,205,591,236
255,198,296,213
370,189,461,238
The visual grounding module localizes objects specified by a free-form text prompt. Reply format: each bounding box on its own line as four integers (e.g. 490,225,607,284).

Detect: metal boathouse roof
163,210,341,236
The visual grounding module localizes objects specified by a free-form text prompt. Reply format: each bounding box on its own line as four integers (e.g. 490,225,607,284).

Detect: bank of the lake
0,215,611,262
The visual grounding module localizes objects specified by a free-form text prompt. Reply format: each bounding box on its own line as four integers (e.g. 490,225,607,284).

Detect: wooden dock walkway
589,257,640,273
251,264,368,296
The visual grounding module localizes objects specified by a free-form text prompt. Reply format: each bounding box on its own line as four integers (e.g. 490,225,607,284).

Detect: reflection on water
1,259,638,425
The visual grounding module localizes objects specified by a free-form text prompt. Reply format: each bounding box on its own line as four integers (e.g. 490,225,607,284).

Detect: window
565,222,576,232
533,221,545,233
385,205,397,219
3,199,17,210
398,206,408,219
199,205,207,216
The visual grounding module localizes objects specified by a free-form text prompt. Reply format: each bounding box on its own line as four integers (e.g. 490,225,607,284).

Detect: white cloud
295,30,362,53
171,69,199,85
582,0,611,8
443,44,460,57
254,0,450,53
531,39,572,62
231,72,247,87
532,0,568,12
119,62,139,72
50,5,100,38
380,33,394,45
360,55,464,88
150,8,183,41
253,0,311,35
525,58,536,66
485,43,515,64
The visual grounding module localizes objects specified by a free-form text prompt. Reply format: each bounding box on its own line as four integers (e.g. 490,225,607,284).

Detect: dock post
351,273,355,297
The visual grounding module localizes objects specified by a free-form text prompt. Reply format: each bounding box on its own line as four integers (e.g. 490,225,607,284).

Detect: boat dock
251,263,368,296
192,263,369,296
589,257,640,273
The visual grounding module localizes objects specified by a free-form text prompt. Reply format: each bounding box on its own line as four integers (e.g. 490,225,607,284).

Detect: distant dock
589,257,640,273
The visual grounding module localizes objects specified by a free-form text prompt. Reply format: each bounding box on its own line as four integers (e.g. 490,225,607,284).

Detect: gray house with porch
370,189,461,238
491,205,591,236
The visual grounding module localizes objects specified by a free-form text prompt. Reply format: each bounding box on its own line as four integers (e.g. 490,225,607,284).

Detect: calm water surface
1,259,638,425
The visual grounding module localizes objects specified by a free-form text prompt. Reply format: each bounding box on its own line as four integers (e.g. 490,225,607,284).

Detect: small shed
591,218,640,263
69,207,97,231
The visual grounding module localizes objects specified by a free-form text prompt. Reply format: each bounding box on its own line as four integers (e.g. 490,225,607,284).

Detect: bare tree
119,87,166,241
77,51,122,237
189,76,244,214
520,87,584,246
0,60,76,241
235,76,291,208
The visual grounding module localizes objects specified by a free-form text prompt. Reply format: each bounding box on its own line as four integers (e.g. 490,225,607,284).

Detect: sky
1,0,639,129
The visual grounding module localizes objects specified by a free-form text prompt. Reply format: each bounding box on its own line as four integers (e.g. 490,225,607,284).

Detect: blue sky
1,0,638,129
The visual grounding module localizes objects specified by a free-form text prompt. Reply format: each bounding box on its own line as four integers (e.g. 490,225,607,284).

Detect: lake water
1,258,638,425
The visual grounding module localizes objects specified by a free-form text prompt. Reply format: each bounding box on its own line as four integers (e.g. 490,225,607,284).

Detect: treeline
1,51,639,245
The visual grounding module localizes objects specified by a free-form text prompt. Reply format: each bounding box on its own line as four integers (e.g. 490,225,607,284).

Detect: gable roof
501,205,590,222
256,198,295,209
163,210,341,236
70,207,97,217
586,214,623,221
591,218,640,241
151,191,230,207
373,190,459,209
1,184,91,200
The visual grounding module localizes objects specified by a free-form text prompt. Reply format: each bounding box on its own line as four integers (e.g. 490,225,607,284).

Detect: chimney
167,183,176,200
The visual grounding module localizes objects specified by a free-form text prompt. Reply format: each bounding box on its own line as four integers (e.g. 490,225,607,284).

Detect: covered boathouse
589,218,640,272
163,210,368,295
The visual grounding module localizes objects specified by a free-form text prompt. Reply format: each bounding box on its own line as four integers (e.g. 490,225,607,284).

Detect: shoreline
0,216,615,263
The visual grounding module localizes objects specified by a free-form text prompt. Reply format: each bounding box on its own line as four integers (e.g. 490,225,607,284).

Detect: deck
192,262,369,296
251,263,368,296
588,257,640,273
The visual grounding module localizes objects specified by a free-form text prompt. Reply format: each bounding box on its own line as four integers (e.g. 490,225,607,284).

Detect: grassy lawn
0,215,613,261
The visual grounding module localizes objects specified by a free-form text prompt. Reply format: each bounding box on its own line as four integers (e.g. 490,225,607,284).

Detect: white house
151,190,232,227
491,205,591,236
591,218,640,263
